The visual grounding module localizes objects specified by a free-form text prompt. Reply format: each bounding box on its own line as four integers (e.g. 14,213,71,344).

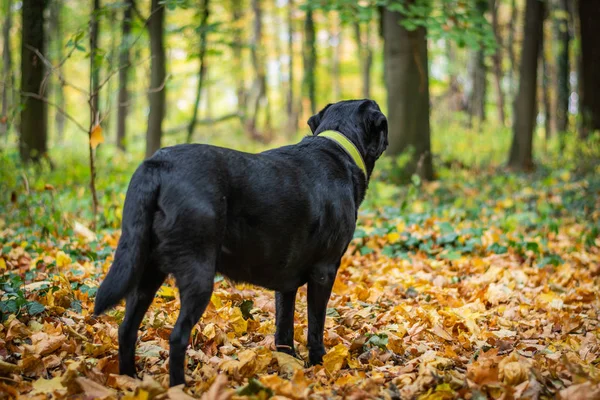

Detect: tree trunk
507,0,518,100
286,0,296,130
382,5,433,181
468,0,488,129
508,0,544,171
303,9,316,115
48,0,65,141
541,34,552,140
90,0,100,126
1,0,13,137
231,0,245,117
489,0,506,126
20,0,48,163
354,21,373,99
116,0,133,151
578,0,600,138
330,13,341,101
186,0,210,143
554,0,570,140
145,0,166,158
246,0,268,140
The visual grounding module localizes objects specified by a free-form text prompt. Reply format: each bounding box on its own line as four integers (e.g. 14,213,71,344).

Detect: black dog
94,99,388,386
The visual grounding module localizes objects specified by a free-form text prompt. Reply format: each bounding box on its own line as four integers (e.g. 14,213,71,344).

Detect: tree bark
90,0,100,126
541,33,552,140
246,0,269,140
554,0,570,139
145,0,166,158
489,0,506,126
48,0,65,141
1,0,13,137
20,0,48,163
382,5,433,181
303,9,316,115
468,0,488,129
186,0,210,143
330,13,341,101
507,0,518,100
286,0,296,130
116,0,133,151
354,21,373,99
578,0,600,138
508,0,544,171
231,0,245,117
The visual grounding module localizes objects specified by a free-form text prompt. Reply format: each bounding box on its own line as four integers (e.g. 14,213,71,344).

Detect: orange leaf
90,124,104,149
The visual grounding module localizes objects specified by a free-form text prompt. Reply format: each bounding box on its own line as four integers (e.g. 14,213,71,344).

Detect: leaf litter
0,169,599,399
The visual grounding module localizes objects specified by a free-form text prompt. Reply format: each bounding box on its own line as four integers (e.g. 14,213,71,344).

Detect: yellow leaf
31,376,66,396
0,258,6,270
90,124,104,149
386,232,400,243
273,351,303,375
322,344,348,374
157,285,176,299
55,251,72,268
229,307,247,336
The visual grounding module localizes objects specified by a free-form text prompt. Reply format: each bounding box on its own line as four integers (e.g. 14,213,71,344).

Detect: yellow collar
318,130,367,180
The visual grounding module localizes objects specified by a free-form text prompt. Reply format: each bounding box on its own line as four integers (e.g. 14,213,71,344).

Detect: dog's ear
365,108,388,158
307,103,332,134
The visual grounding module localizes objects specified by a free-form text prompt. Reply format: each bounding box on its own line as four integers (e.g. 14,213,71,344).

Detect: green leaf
240,299,254,320
27,301,45,316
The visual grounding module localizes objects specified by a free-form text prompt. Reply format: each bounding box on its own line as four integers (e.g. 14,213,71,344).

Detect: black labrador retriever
94,99,388,386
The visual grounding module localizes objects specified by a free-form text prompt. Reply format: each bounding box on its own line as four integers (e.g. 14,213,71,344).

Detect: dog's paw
308,347,326,366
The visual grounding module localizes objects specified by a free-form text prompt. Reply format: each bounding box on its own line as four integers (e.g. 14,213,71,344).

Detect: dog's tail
94,161,161,315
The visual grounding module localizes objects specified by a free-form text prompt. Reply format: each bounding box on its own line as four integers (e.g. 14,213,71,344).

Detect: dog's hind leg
307,261,339,365
118,265,166,377
168,256,215,387
275,289,298,356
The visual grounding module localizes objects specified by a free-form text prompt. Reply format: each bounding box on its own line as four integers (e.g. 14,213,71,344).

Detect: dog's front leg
307,263,338,365
275,289,297,356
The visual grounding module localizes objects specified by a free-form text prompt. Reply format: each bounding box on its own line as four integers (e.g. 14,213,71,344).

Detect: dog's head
308,100,388,165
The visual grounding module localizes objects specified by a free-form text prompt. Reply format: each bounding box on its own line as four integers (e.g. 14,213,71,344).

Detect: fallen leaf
322,344,349,374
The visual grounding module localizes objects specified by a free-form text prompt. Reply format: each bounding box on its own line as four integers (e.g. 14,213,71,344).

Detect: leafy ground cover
1,142,599,399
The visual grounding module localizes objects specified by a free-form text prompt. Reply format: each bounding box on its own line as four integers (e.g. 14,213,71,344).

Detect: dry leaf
322,344,349,374
90,123,104,149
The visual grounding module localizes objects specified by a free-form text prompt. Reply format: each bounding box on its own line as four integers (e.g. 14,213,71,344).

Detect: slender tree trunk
1,0,13,137
578,0,600,138
90,0,100,125
286,0,296,130
49,0,65,141
541,33,552,140
468,0,488,129
382,5,433,181
330,13,341,101
508,0,544,171
489,0,506,126
116,0,133,151
303,9,316,115
507,0,518,100
554,0,570,143
231,0,245,117
145,0,166,158
104,9,118,135
186,0,210,143
20,0,48,163
246,0,268,140
354,21,373,99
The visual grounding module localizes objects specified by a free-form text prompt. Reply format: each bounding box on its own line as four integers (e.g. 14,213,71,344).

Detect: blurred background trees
1,0,599,180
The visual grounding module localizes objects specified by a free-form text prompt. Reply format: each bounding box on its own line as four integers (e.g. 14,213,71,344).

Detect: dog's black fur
94,99,388,386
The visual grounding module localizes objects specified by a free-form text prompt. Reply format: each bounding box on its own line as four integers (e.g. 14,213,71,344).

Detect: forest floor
1,152,599,399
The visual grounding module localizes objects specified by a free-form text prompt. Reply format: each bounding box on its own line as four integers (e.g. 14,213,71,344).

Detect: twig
20,91,88,133
20,172,29,195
